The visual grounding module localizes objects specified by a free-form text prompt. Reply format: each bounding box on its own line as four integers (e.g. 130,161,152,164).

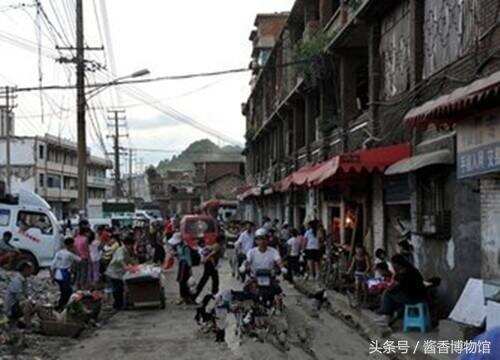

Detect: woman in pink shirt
74,225,90,289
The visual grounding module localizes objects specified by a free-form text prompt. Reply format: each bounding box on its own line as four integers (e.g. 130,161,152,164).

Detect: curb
293,281,455,360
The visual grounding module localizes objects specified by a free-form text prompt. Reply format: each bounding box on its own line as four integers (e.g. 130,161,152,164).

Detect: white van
0,191,62,272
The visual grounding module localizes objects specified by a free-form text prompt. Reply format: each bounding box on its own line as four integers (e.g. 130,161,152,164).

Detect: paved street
60,255,386,360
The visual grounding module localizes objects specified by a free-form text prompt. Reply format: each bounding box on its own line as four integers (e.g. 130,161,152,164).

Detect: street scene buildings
241,0,500,314
1,0,500,359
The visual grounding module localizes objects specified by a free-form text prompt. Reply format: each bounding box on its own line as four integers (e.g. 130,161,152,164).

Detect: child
286,229,301,283
348,244,371,303
88,231,102,286
102,233,120,270
74,226,90,289
374,248,394,275
51,237,81,311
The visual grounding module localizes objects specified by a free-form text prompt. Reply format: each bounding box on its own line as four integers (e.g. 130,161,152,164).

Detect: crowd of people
1,218,167,328
231,216,429,327
1,211,429,332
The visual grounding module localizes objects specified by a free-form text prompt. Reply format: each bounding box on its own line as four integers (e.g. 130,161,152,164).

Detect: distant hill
156,139,243,174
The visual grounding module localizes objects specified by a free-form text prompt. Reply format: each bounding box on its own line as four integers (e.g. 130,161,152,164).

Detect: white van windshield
17,211,53,235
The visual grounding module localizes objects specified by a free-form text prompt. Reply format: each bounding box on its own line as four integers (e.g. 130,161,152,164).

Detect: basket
40,321,84,338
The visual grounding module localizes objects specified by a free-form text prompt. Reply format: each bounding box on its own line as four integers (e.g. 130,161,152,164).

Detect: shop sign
457,114,500,178
384,175,410,204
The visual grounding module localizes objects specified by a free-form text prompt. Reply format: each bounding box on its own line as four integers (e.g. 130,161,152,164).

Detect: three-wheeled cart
124,266,166,309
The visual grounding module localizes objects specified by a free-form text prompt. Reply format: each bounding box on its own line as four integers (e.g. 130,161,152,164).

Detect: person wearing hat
245,228,283,276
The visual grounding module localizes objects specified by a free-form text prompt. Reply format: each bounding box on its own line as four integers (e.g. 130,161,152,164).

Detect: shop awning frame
277,143,411,191
385,149,455,176
405,70,500,129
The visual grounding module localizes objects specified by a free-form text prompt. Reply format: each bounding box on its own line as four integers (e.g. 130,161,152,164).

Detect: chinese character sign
457,114,500,178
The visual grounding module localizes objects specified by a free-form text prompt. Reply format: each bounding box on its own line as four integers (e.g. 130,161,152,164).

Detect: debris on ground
0,268,117,359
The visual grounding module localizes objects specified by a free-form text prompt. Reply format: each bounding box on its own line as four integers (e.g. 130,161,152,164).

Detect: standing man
105,235,136,310
193,239,222,301
262,217,272,231
4,262,36,328
234,221,254,281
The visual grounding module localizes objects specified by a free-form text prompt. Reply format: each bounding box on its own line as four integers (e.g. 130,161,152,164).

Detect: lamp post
80,68,150,217
86,68,150,101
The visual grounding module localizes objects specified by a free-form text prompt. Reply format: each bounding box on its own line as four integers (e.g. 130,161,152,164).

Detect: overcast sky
0,0,294,170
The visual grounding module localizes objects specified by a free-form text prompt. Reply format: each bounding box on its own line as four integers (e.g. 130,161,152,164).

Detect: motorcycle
254,269,284,313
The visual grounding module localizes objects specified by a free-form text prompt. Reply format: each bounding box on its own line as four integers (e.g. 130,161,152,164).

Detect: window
47,174,62,189
0,209,10,226
17,211,53,235
38,145,45,159
39,173,45,188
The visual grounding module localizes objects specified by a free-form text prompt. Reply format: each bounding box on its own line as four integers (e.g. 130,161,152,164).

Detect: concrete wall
480,177,500,279
0,138,35,165
411,171,481,312
372,174,385,252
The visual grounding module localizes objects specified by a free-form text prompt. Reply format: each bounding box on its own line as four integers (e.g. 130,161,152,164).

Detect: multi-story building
146,168,198,216
0,134,112,219
242,0,500,310
193,154,246,203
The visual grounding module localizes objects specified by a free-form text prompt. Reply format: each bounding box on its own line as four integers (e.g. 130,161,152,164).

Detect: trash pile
0,268,115,359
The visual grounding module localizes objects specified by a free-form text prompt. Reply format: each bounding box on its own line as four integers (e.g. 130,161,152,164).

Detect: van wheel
18,252,40,274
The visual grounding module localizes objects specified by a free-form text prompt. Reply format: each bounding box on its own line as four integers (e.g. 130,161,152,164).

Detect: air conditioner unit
421,211,451,237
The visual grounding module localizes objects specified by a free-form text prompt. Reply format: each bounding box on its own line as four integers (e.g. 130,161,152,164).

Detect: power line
11,59,308,93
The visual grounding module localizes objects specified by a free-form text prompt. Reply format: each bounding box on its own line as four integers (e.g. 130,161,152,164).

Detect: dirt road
59,256,386,360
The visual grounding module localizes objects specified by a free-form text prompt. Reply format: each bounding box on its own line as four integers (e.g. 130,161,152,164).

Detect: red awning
309,144,411,186
237,186,261,200
277,144,410,191
278,163,323,192
405,70,500,129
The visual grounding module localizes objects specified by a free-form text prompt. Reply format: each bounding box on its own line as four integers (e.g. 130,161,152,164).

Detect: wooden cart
125,275,166,309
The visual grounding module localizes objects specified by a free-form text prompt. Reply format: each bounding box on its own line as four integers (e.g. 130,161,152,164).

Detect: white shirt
246,247,281,274
235,231,254,255
51,248,81,271
286,237,301,257
168,232,182,247
305,229,319,250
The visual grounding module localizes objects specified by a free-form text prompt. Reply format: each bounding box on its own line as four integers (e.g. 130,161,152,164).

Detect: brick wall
204,162,243,184
256,15,288,40
480,177,500,279
208,174,245,200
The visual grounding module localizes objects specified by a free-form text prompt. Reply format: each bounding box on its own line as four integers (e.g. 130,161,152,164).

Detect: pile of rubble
0,268,115,359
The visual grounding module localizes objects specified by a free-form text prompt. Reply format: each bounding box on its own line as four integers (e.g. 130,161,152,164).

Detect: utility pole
0,86,16,194
56,0,104,217
76,0,87,216
107,109,126,199
128,148,134,201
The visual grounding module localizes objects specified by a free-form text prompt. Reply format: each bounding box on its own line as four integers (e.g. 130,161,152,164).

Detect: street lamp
86,68,150,100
